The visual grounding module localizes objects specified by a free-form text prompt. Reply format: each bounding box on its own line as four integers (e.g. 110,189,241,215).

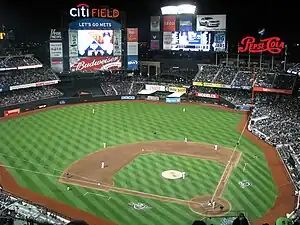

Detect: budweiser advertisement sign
238,36,285,54
196,92,220,99
70,56,122,72
4,108,21,117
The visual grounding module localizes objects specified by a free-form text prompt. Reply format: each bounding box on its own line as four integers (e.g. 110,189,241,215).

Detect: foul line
211,114,250,201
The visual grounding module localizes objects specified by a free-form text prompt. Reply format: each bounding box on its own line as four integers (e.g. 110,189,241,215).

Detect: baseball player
183,108,186,112
208,200,212,206
184,137,187,143
101,161,105,169
182,172,185,179
214,145,218,151
212,201,216,209
67,186,70,191
103,142,106,148
92,109,95,114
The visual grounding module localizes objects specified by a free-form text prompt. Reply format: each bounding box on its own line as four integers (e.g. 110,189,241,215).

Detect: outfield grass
0,102,277,224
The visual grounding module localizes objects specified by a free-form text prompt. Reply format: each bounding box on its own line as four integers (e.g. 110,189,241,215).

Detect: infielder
101,161,105,169
182,172,185,179
103,142,106,148
214,145,218,151
184,137,187,143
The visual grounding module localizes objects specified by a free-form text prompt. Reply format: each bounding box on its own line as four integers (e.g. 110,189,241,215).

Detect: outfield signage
145,84,165,92
4,108,20,117
121,96,136,100
147,96,159,101
168,86,186,93
196,92,220,99
10,80,60,91
166,97,181,103
253,87,292,94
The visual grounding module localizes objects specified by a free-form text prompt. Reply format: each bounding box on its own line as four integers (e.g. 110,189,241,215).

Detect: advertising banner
127,42,138,55
192,82,223,88
150,40,160,50
70,56,122,72
113,30,122,56
196,92,220,99
121,96,136,100
127,55,138,70
49,29,62,41
253,87,292,94
50,42,63,58
68,30,78,57
127,28,138,42
145,84,165,92
166,97,181,103
196,15,226,31
163,32,172,50
69,18,121,30
36,80,59,87
50,59,63,73
179,15,193,32
168,87,186,93
147,96,159,101
163,16,176,31
4,108,20,117
150,16,160,32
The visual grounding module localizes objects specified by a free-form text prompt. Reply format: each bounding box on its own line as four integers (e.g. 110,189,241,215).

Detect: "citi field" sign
69,4,119,18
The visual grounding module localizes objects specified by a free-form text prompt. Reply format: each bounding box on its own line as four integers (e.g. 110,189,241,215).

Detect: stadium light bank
160,4,196,15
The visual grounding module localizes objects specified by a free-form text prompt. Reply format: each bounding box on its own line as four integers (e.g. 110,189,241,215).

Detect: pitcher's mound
161,170,183,180
189,196,231,217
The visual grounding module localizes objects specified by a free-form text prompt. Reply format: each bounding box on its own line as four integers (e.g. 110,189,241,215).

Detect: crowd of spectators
0,55,41,68
249,93,300,188
0,188,69,224
0,86,63,107
193,65,296,90
0,67,59,88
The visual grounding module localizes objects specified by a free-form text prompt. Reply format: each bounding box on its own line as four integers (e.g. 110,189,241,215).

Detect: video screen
78,30,114,57
169,31,226,52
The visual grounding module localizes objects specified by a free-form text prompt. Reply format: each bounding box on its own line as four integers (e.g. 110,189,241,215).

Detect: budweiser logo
74,57,120,71
238,36,285,54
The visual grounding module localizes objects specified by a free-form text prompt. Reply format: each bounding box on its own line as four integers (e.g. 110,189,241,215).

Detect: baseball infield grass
0,102,277,225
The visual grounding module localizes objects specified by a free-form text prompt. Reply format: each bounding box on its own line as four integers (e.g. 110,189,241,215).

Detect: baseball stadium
0,2,300,225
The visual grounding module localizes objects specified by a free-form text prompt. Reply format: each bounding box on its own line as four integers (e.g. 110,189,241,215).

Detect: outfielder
214,145,218,151
183,108,186,112
101,161,105,169
92,109,95,114
103,142,107,148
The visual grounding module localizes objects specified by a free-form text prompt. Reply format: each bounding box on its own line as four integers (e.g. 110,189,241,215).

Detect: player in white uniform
103,142,106,148
184,138,187,143
182,172,185,179
101,161,105,169
183,108,186,112
92,109,95,114
212,201,216,209
214,145,218,151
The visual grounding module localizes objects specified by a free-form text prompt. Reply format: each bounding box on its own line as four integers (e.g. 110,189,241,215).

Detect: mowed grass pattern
114,153,224,200
0,102,277,224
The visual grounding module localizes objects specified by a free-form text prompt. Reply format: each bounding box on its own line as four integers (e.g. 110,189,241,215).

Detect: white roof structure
138,89,157,95
167,92,185,97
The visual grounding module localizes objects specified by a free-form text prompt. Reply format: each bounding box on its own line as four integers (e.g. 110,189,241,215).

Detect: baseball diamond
0,101,295,225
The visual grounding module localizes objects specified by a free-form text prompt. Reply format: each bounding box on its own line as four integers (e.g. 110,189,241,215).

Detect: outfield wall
0,94,239,118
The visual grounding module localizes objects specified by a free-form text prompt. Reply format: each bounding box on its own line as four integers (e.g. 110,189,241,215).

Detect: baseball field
0,101,295,225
